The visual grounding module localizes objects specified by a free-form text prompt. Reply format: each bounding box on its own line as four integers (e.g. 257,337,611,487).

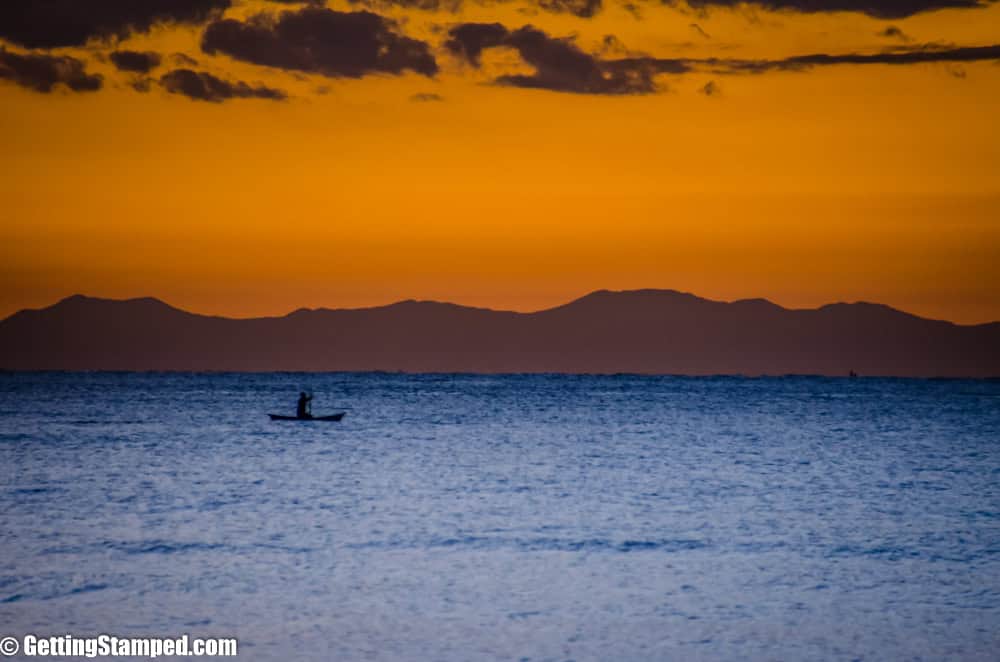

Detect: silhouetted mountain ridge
1,290,997,376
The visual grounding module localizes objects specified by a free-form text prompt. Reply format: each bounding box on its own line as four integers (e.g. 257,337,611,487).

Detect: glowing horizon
14,282,1000,328
3,1,999,324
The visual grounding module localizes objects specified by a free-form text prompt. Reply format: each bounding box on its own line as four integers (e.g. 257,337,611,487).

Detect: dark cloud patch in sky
622,2,644,17
678,0,994,19
344,0,599,17
879,26,912,41
538,0,604,17
497,26,628,93
447,24,690,94
160,68,287,102
173,53,200,67
411,91,444,101
444,23,510,65
201,7,438,78
714,43,1000,72
0,0,230,49
609,55,690,71
347,0,463,10
0,47,102,93
600,34,630,55
700,79,719,94
446,20,997,95
110,51,162,74
337,0,990,19
690,23,711,38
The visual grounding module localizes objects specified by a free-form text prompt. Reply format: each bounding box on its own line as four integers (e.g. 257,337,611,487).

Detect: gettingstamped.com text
0,634,237,658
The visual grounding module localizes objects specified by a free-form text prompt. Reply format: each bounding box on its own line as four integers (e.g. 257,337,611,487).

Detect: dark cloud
879,26,912,41
347,0,998,20
446,24,689,94
173,53,200,67
714,43,1000,72
447,24,600,91
201,7,438,78
678,0,995,19
538,0,603,17
109,50,162,74
159,69,287,102
411,91,444,101
622,2,644,18
600,34,630,55
444,23,510,66
690,22,711,38
0,0,230,49
446,19,999,95
495,27,632,94
0,47,102,93
347,0,463,11
343,0,601,17
700,79,719,94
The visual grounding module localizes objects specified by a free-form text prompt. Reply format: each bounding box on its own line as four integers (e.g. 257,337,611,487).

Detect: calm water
1,373,998,661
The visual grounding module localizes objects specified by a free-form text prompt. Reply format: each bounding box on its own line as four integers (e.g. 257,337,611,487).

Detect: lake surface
1,373,998,661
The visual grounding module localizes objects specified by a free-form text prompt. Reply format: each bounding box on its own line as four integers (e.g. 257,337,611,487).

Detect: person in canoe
269,395,344,422
296,391,313,419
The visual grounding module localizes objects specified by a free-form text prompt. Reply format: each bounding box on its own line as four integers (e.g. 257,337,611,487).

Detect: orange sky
2,0,999,323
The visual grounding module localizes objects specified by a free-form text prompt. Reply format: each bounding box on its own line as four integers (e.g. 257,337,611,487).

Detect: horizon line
9,289,999,328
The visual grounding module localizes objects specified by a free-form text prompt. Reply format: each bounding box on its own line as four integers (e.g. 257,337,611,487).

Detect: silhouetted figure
296,391,312,419
849,370,858,378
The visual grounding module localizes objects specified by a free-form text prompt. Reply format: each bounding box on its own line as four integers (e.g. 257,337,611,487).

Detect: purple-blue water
1,373,999,660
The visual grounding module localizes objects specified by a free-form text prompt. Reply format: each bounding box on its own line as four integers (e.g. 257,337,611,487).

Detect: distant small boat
269,413,345,422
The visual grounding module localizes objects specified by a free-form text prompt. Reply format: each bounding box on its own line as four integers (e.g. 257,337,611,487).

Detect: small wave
1,582,111,604
254,543,315,554
35,583,112,602
8,487,64,496
58,419,148,426
65,583,109,597
43,539,313,557
183,619,213,627
111,540,229,555
348,535,709,553
828,544,922,561
0,433,35,442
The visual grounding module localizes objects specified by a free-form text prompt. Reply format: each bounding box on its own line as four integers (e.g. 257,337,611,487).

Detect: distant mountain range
1,290,998,376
